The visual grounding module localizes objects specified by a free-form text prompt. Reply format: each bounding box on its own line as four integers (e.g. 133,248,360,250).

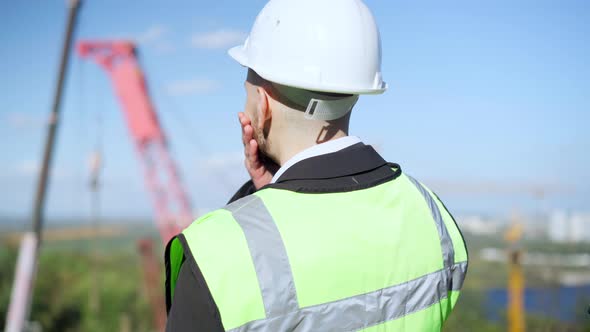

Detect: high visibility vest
167,172,468,331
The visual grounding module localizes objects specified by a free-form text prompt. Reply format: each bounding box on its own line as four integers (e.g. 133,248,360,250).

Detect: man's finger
239,113,251,127
248,139,260,168
243,125,253,147
244,137,256,163
239,113,251,138
245,140,259,176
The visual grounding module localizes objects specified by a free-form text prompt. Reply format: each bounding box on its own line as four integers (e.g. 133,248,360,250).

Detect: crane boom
77,40,193,244
77,40,195,331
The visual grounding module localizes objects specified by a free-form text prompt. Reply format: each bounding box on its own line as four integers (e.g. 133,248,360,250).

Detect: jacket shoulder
180,195,267,329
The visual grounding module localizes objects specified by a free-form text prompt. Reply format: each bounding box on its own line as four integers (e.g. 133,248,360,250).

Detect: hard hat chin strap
271,82,359,121
304,95,359,121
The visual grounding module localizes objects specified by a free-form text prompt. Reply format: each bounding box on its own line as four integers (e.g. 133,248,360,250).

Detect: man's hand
238,112,279,189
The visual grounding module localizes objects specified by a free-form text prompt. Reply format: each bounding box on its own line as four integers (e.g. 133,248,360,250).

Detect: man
165,0,468,331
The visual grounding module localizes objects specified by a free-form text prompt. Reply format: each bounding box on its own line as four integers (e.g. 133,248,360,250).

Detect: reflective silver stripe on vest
407,175,455,269
225,195,299,317
451,260,468,291
228,261,468,332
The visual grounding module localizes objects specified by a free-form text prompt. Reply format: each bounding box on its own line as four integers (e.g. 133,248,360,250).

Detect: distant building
456,215,500,236
570,213,590,243
549,210,569,242
522,213,548,239
549,210,590,243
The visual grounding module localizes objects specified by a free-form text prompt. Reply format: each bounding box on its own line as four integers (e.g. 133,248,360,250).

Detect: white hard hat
229,0,387,95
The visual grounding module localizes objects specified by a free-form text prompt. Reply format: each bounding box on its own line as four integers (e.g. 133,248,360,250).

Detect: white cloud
15,160,39,176
165,79,222,96
191,29,247,49
425,179,573,197
152,41,176,54
12,160,72,180
199,151,243,170
3,112,46,130
136,24,167,44
115,24,176,54
193,151,249,201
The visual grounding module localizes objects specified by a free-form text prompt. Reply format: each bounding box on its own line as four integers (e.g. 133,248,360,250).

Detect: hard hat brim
228,44,387,95
228,45,248,68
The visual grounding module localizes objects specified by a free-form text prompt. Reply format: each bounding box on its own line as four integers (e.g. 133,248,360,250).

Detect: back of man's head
246,69,358,118
244,69,357,164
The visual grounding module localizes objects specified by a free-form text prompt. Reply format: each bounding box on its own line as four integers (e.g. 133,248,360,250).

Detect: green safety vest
167,172,468,331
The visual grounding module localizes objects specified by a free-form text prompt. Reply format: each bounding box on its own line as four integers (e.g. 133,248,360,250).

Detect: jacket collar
264,143,400,194
275,142,387,183
271,136,361,183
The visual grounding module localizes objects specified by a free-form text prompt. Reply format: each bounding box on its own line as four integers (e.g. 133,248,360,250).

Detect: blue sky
0,0,588,225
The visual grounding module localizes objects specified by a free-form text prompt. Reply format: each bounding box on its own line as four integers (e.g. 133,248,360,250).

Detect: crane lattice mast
77,40,193,244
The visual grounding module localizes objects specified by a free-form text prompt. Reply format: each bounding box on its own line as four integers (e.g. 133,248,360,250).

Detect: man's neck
275,130,348,166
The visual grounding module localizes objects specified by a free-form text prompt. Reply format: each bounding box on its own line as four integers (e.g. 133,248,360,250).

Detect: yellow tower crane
426,180,573,332
505,219,525,332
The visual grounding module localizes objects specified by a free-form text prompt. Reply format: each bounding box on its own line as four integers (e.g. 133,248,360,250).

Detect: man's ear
255,86,271,130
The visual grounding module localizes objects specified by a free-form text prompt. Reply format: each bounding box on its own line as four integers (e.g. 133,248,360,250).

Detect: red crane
77,40,194,331
77,40,193,244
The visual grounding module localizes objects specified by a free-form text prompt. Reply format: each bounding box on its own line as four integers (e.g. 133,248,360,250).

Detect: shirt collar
270,136,362,184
